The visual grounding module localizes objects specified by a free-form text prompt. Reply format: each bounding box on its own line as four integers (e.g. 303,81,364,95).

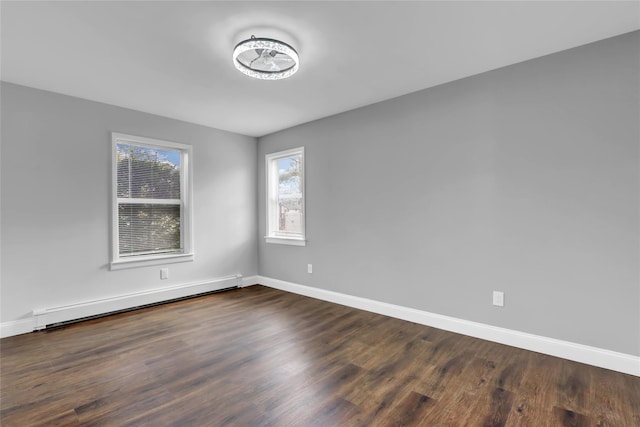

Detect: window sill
265,236,306,246
110,253,195,270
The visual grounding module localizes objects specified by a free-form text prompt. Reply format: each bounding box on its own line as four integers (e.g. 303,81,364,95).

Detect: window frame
110,132,194,270
265,147,306,246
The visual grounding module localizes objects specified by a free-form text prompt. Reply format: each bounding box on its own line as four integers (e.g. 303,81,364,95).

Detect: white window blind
111,133,193,269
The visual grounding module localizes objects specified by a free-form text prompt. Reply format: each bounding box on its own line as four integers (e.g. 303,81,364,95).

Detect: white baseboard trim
0,318,35,339
240,275,259,288
255,275,640,377
0,274,244,339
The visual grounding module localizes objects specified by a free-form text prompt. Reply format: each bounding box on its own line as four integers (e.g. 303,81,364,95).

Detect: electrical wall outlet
160,268,169,280
307,264,313,274
493,291,504,307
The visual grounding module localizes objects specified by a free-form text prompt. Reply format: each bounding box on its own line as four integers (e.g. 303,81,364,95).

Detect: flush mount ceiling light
233,35,299,80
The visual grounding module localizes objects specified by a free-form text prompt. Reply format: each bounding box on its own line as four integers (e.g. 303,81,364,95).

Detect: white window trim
265,236,306,246
111,132,194,270
265,147,306,246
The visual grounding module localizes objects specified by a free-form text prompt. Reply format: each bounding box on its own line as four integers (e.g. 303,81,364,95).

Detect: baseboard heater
44,286,239,330
33,275,243,330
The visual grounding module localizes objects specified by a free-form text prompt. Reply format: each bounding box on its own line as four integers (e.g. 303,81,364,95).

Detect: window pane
277,155,303,235
117,144,181,199
118,203,181,256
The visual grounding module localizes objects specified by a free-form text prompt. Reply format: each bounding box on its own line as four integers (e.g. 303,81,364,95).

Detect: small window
111,133,193,269
265,147,305,246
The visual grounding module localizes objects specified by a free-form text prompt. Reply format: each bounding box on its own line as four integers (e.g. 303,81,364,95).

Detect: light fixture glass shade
233,36,299,80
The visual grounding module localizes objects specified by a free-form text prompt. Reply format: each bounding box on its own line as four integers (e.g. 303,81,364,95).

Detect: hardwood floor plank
415,356,497,425
379,390,438,426
1,285,638,426
551,406,592,427
556,359,591,414
505,352,564,425
37,409,80,427
626,373,640,426
587,364,639,426
481,386,515,427
347,371,421,424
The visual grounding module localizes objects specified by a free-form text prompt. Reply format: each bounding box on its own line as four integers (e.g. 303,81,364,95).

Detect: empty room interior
1,1,639,425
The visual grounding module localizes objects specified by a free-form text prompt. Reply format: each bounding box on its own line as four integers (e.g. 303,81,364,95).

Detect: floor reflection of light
246,306,326,411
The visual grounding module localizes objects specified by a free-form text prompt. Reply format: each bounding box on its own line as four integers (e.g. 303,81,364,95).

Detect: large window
265,147,305,246
111,133,193,269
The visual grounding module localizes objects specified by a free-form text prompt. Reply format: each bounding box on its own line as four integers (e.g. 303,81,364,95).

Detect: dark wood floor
1,285,638,426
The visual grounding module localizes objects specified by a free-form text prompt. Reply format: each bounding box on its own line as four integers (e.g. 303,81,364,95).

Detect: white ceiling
2,1,638,137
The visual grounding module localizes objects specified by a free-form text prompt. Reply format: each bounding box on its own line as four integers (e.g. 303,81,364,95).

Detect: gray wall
258,32,640,356
1,82,258,324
